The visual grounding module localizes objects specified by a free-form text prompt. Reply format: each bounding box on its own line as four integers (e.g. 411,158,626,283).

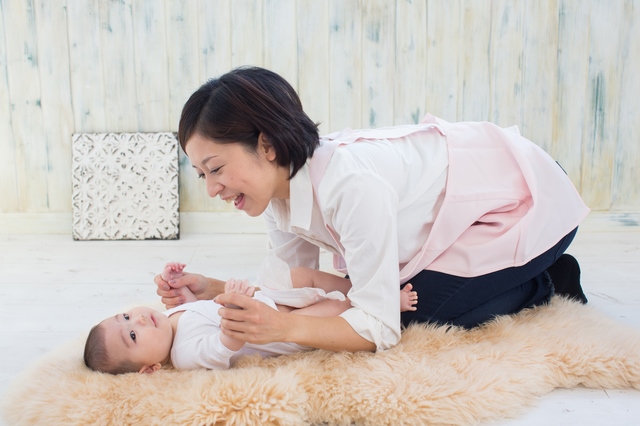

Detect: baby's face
101,306,173,371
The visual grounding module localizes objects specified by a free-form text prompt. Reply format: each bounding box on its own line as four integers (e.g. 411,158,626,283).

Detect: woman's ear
138,363,162,375
258,133,277,162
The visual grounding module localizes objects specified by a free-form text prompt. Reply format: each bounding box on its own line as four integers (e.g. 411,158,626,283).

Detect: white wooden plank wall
328,0,362,132
0,0,19,212
0,0,638,216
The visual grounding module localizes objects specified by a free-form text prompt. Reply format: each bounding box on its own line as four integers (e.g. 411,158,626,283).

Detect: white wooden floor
1,229,639,425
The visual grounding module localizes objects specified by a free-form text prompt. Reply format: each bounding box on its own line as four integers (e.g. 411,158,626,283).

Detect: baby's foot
400,283,418,312
161,262,186,282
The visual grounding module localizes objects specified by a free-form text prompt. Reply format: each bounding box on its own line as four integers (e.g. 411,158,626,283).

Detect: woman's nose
206,179,223,198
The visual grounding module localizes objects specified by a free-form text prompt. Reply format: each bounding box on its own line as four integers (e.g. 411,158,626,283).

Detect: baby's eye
123,313,129,320
130,331,136,341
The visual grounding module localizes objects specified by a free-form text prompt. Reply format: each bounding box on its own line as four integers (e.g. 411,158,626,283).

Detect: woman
156,66,589,353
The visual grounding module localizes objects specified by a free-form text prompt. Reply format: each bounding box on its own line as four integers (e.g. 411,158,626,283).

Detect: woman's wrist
279,311,302,344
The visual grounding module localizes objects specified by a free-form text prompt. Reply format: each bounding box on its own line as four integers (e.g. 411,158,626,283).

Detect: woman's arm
214,292,376,352
252,203,375,351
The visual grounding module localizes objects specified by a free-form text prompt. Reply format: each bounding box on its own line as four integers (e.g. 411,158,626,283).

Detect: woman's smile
222,193,243,208
233,194,245,210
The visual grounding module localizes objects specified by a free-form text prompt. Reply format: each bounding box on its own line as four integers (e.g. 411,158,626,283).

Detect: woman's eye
123,314,129,320
197,173,204,179
130,331,136,341
209,166,221,175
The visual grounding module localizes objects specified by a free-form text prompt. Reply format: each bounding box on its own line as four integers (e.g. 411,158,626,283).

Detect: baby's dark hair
84,322,140,375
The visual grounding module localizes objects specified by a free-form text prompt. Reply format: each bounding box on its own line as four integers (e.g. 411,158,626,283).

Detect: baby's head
84,306,174,375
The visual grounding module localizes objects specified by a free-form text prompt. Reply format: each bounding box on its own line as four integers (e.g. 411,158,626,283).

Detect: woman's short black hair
178,67,320,179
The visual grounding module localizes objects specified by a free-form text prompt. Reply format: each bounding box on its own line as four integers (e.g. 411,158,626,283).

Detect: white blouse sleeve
263,203,320,269
319,169,402,350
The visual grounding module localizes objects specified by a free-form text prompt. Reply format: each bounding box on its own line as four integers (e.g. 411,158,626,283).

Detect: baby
84,261,418,374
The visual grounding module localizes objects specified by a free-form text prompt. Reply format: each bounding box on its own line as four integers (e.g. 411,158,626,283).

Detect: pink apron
308,114,590,280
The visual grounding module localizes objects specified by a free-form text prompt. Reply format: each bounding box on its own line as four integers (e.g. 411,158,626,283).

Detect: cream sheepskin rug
3,297,640,425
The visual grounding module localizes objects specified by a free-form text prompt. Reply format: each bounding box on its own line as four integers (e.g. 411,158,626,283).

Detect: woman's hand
214,292,376,352
155,272,222,309
215,292,290,345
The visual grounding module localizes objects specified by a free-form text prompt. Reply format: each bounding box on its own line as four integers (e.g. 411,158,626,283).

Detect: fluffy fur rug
3,297,640,425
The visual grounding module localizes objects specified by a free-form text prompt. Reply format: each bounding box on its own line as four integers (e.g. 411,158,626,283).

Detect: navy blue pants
400,228,578,329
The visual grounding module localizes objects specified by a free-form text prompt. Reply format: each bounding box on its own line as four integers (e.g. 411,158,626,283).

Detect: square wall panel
72,133,180,240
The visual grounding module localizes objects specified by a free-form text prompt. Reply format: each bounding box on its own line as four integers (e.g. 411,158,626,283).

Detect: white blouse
263,129,449,350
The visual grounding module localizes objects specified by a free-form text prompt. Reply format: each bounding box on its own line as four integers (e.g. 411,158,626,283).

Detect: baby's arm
217,278,257,351
161,262,198,303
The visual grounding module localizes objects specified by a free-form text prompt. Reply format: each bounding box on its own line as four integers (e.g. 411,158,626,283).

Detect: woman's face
185,133,290,217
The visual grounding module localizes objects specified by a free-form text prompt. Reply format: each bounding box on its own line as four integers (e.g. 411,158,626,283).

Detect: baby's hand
225,278,256,297
161,262,186,282
160,262,197,304
223,279,256,308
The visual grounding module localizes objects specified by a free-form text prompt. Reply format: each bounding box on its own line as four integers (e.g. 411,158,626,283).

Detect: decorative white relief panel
72,133,180,240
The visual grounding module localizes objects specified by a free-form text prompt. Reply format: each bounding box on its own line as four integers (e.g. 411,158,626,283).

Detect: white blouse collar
288,161,314,232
